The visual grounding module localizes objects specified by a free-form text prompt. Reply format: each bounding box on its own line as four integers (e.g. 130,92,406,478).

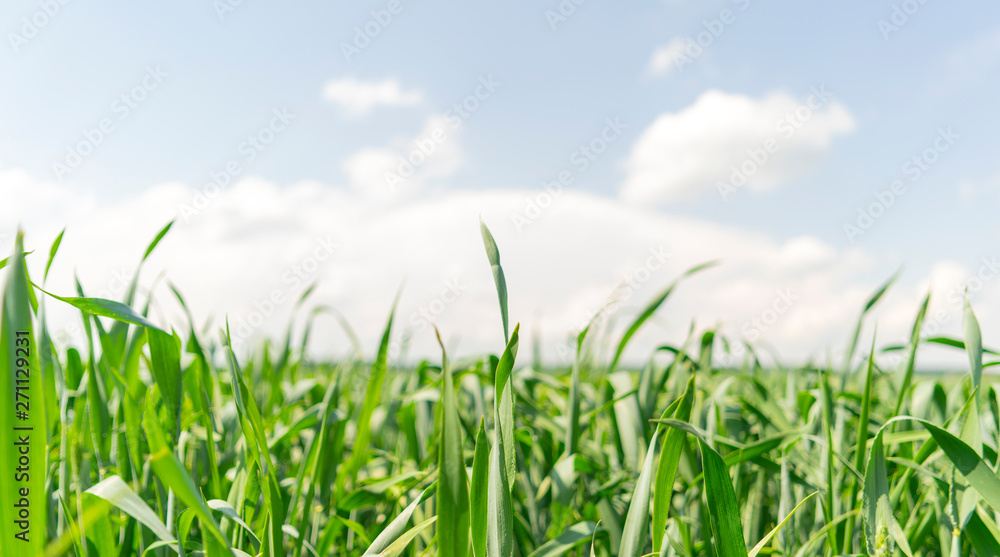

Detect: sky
2,0,1000,369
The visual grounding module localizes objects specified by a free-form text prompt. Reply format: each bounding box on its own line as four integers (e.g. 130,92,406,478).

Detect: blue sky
3,0,1000,367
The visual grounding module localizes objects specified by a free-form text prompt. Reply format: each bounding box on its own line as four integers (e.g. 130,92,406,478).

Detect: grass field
1,221,998,557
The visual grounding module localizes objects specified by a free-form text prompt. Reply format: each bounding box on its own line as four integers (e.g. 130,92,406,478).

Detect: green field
1,222,998,557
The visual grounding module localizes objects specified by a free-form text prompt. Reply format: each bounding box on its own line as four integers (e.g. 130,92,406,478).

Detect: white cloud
322,77,423,116
4,167,990,371
342,115,462,200
620,89,856,203
646,38,689,77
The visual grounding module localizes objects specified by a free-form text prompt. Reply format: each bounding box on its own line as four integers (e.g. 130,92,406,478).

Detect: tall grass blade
652,373,695,552
480,218,509,343
863,428,894,557
436,327,470,557
486,416,515,557
0,231,46,556
471,417,490,557
893,293,929,417
619,422,663,557
344,292,399,492
963,294,983,394
495,324,520,490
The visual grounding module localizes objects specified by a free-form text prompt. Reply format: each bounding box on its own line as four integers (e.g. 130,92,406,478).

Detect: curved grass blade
207,499,261,549
656,419,748,557
893,292,929,417
652,373,694,552
33,284,166,333
608,261,717,374
142,395,231,551
142,220,175,263
43,227,65,283
843,268,899,376
377,517,437,557
363,484,435,556
480,218,509,343
222,323,285,555
86,476,177,550
747,492,817,557
528,522,597,557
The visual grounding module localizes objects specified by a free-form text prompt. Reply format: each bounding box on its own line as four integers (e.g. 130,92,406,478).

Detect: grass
1,221,999,556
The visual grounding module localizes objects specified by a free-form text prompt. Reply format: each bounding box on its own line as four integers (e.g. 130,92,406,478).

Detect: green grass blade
495,324,520,490
747,492,817,557
436,327,470,557
147,329,183,424
844,336,876,553
818,366,838,554
699,437,749,557
142,220,175,263
43,227,65,283
486,417,515,557
471,418,490,557
863,428,894,557
919,418,1000,510
565,325,591,457
343,293,399,493
362,484,435,555
0,231,46,556
963,294,983,394
207,499,261,549
33,284,166,333
655,419,748,556
843,269,899,375
480,218,509,343
619,425,663,557
608,261,717,374
652,373,695,552
528,522,597,557
142,394,230,551
86,476,177,547
376,517,437,557
966,509,1000,556
893,292,929,417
